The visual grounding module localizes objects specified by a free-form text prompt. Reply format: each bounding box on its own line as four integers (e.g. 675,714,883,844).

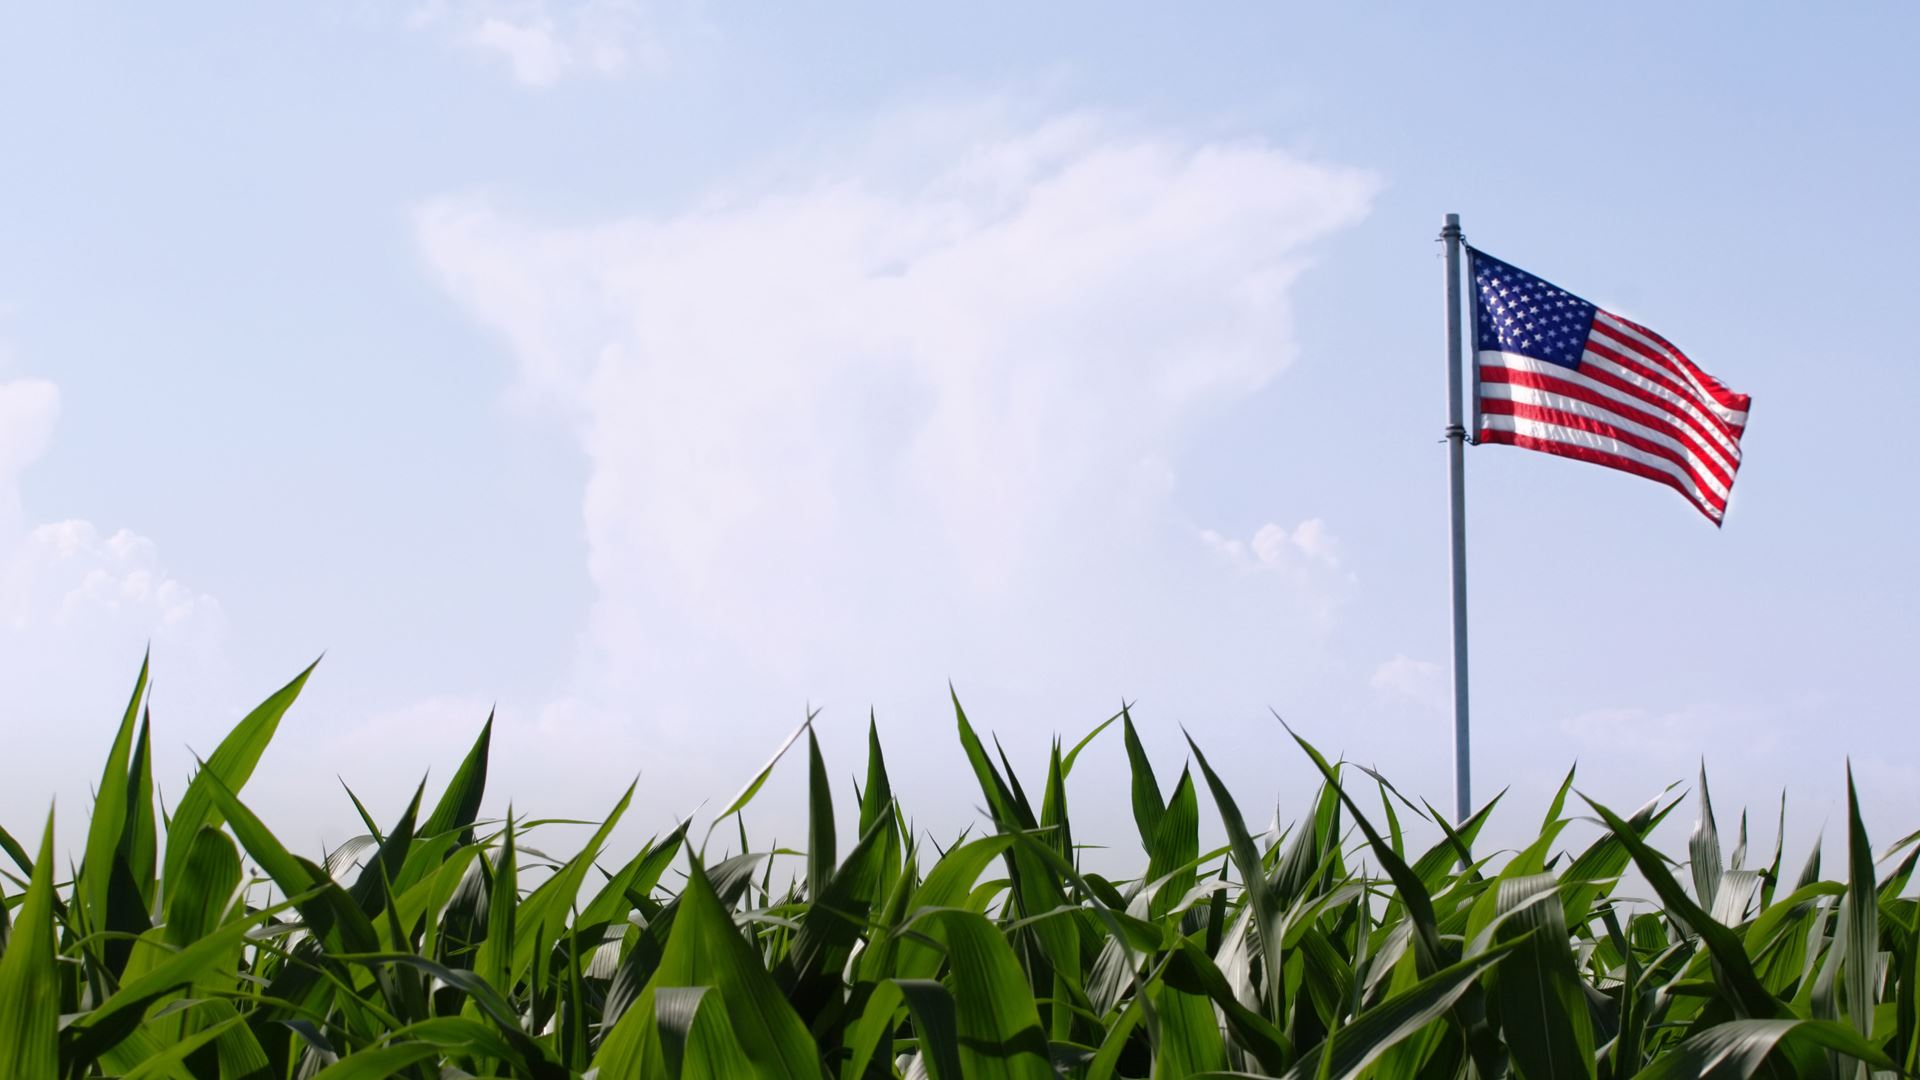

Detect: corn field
2,660,1917,1079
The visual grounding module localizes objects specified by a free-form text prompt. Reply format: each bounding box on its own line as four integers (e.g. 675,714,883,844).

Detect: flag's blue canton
1470,248,1596,370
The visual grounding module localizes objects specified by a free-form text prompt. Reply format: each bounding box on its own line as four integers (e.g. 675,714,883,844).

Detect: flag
1467,247,1752,524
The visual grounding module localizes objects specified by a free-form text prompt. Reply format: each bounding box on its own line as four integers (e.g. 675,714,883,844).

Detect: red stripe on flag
1475,426,1723,524
1480,366,1736,489
1566,345,1751,461
1598,311,1752,416
1479,399,1727,513
1582,337,1746,448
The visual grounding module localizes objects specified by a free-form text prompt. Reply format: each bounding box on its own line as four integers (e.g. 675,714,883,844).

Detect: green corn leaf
122,709,159,915
579,819,690,932
22,655,1920,1080
62,889,310,1070
1761,792,1787,911
952,694,1081,1000
1408,797,1498,899
594,855,822,1079
331,953,529,1050
1909,924,1920,1075
193,996,272,1080
857,714,900,882
1627,1017,1900,1079
478,809,517,996
710,711,815,838
1488,874,1595,1080
1151,979,1230,1078
655,985,756,1079
0,812,58,1080
1580,794,1783,1020
1164,937,1294,1073
1418,790,1493,872
200,772,378,954
308,1042,443,1080
83,654,148,951
1040,738,1072,863
377,1015,522,1065
1690,762,1723,911
1061,708,1123,778
840,977,964,1080
416,843,483,962
346,780,424,921
1271,779,1334,911
782,811,892,1013
893,976,964,1080
117,1013,245,1080
807,728,836,904
1148,768,1200,922
1187,732,1285,1021
908,907,1053,1080
1560,794,1681,929
162,660,318,896
511,782,633,994
839,982,900,1080
1796,835,1825,892
162,826,241,946
1086,996,1146,1080
1840,763,1879,1051
1283,726,1442,974
1122,707,1166,856
1542,762,1578,830
419,711,492,847
1745,880,1846,954
1279,936,1526,1080
560,916,589,1069
1380,783,1406,859
886,835,1014,981
0,821,32,879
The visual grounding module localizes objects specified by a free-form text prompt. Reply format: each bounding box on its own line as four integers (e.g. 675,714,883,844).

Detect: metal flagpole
1441,212,1472,826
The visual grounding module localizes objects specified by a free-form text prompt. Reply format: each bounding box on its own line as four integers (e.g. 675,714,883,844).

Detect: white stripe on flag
1592,312,1749,428
1573,345,1745,462
1478,381,1732,502
1479,413,1725,516
1481,350,1742,472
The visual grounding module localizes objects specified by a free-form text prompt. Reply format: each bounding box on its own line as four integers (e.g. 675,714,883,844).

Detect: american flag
1468,247,1752,524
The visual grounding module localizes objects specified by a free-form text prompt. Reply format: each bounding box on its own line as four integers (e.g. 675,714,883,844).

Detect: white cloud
0,371,227,848
411,0,678,87
417,109,1378,813
467,17,573,86
0,377,59,535
1370,654,1446,712
1557,702,1789,771
1197,518,1348,622
1201,519,1342,574
0,376,221,649
5,522,222,639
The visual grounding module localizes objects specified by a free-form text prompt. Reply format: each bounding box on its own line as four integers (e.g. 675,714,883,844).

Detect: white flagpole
1441,213,1472,826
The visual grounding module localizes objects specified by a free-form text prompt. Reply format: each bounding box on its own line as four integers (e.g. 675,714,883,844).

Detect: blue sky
2,3,1916,865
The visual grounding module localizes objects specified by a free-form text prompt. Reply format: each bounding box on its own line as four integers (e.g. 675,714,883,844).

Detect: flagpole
1441,212,1472,827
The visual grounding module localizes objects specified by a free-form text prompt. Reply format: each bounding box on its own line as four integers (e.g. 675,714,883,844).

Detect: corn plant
1,656,1916,1079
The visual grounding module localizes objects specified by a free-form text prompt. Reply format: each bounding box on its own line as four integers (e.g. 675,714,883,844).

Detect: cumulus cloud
1558,702,1788,771
0,377,220,650
416,109,1378,806
410,0,680,86
0,371,226,842
1370,654,1446,712
0,377,59,535
1201,519,1341,573
1198,518,1347,619
3,522,222,640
